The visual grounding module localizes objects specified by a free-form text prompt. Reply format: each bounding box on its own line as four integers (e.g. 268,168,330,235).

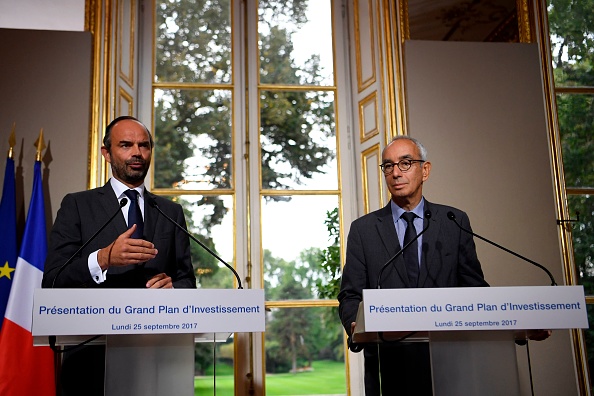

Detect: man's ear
101,146,111,164
422,161,431,181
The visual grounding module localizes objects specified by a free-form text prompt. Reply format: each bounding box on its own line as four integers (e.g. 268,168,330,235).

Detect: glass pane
260,90,337,190
259,0,334,86
548,0,594,87
262,195,340,300
568,195,594,295
155,0,232,84
168,195,235,289
195,337,235,395
557,94,594,188
265,306,346,395
154,89,233,190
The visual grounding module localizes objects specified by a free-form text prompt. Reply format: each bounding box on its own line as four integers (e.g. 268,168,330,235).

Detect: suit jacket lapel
99,183,130,278
375,204,410,287
99,182,128,236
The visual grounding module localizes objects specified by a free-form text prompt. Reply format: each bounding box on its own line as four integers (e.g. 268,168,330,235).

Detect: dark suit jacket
42,182,196,289
338,200,488,395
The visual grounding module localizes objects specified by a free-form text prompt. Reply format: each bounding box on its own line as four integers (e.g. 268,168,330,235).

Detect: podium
32,288,265,396
353,286,588,396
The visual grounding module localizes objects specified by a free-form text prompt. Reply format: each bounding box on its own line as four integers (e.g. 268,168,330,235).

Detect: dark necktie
124,189,144,239
401,212,419,287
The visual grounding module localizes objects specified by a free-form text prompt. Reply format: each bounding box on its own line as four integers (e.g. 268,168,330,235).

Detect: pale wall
405,40,577,396
0,28,91,229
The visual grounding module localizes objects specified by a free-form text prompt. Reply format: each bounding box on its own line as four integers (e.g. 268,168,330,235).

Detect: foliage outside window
548,1,594,296
153,0,345,393
548,0,594,386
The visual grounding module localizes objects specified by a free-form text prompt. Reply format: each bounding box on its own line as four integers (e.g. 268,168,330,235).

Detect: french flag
0,160,55,395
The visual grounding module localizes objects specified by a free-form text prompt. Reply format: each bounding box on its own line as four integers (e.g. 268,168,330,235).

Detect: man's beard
112,159,149,184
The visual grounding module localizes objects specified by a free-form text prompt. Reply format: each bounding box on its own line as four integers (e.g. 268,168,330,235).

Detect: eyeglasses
379,159,425,174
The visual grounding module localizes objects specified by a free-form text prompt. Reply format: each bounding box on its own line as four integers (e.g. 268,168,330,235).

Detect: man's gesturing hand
98,224,158,270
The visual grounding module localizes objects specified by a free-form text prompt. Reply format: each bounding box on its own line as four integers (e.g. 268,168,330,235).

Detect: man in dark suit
338,136,488,396
43,116,196,395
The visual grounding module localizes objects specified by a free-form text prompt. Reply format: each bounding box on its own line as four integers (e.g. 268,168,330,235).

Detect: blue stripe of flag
0,157,17,327
18,161,46,271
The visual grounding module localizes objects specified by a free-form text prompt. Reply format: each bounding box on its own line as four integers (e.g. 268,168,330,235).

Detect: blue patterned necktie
124,189,144,239
401,212,419,287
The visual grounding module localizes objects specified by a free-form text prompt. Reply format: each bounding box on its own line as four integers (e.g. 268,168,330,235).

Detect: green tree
264,244,344,373
264,250,315,373
313,208,345,361
548,0,594,87
155,0,334,193
154,0,335,282
548,0,594,382
315,208,341,300
548,0,594,291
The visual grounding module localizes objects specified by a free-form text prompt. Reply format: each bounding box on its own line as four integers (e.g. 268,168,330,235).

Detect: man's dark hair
103,116,154,151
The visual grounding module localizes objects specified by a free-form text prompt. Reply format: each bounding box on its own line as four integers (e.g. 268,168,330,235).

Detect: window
148,0,347,393
548,0,594,385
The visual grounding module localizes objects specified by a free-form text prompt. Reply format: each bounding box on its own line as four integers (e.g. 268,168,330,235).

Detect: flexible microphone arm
50,198,128,288
446,211,557,286
48,198,129,353
376,210,432,288
148,198,243,289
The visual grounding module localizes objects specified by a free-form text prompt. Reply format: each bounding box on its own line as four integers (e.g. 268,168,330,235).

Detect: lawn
195,360,346,396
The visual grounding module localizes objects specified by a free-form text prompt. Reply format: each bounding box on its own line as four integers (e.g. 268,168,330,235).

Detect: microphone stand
50,198,129,288
447,211,557,286
49,198,129,353
374,211,432,344
149,198,243,289
448,211,556,396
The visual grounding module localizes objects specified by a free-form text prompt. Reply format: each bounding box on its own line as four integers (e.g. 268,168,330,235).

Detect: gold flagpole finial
34,128,46,162
8,122,16,159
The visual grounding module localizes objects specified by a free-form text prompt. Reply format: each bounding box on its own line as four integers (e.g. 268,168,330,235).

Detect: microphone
376,210,432,288
446,211,557,286
147,197,243,289
50,198,128,288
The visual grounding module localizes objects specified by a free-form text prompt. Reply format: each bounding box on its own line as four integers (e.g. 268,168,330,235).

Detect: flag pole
35,128,45,162
8,123,15,159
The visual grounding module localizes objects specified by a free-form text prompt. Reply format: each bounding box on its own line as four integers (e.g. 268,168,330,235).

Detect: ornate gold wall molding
354,0,377,92
361,144,384,214
118,0,136,88
359,91,379,142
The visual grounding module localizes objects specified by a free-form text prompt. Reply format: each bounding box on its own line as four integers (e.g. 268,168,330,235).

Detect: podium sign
362,286,587,333
355,286,587,396
32,288,265,336
33,288,265,396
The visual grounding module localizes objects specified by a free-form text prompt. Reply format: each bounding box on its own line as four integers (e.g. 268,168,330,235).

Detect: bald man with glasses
338,135,488,396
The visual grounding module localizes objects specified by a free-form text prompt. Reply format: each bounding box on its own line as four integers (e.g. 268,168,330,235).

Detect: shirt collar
110,178,145,200
391,197,426,222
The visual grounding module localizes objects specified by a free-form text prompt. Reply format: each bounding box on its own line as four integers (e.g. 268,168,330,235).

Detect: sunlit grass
195,360,346,396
